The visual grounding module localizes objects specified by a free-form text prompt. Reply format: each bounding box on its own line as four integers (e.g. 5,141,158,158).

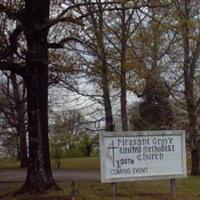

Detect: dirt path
0,169,100,182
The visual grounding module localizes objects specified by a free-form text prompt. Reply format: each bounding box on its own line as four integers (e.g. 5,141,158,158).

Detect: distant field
0,156,191,171
51,157,100,171
0,176,200,200
0,160,20,170
0,157,100,171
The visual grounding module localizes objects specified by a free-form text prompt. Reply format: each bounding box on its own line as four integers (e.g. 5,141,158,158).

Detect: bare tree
171,0,200,175
0,72,27,167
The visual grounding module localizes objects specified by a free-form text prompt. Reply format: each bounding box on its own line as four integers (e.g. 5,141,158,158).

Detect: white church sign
100,130,187,183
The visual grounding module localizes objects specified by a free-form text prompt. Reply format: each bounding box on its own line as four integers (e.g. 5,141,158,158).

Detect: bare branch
0,25,22,60
45,1,169,30
43,16,84,30
0,61,25,76
48,37,83,49
0,4,20,20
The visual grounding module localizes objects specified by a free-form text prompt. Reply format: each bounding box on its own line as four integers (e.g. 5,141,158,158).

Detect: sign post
100,130,187,197
111,182,117,198
170,178,176,200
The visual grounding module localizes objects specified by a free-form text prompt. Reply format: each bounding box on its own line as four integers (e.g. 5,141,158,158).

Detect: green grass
51,157,100,171
0,157,100,171
0,159,20,170
0,177,200,200
0,157,199,199
0,155,192,171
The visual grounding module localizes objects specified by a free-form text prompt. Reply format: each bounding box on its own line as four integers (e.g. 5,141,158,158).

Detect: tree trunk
23,63,56,192
181,0,200,176
120,62,128,131
184,72,200,175
120,4,128,131
97,2,114,132
20,0,57,192
19,126,27,168
184,59,200,175
11,73,27,168
101,62,114,132
188,107,200,175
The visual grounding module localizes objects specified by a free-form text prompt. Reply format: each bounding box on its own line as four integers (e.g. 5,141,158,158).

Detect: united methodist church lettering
106,136,175,171
100,131,187,183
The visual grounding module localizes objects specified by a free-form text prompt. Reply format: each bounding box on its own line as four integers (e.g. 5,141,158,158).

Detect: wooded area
1,0,200,194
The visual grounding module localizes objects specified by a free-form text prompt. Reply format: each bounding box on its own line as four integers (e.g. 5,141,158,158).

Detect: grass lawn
0,155,191,171
0,160,20,170
51,157,100,171
0,156,191,171
0,157,100,171
0,177,200,200
0,157,199,200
